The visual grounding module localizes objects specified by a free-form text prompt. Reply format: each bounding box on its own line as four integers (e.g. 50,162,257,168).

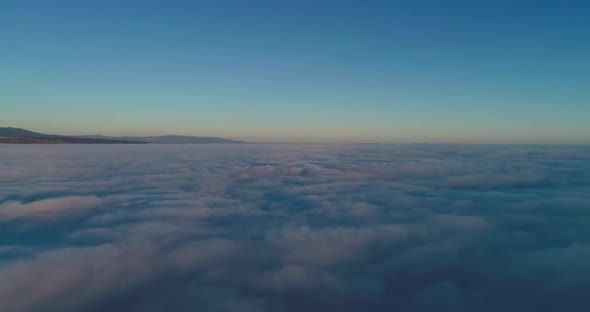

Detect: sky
1,0,589,143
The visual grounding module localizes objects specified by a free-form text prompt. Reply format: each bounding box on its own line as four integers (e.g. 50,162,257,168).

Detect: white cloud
0,144,589,311
0,196,101,220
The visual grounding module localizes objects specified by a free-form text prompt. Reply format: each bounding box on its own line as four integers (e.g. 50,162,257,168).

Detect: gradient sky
1,0,589,143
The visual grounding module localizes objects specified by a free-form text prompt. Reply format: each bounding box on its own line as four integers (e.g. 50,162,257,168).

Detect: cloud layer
1,144,589,311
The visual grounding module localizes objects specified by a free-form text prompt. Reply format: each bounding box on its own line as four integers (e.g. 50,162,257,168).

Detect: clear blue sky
1,0,589,143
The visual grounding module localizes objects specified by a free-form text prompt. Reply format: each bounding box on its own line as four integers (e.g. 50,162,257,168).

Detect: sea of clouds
1,144,589,312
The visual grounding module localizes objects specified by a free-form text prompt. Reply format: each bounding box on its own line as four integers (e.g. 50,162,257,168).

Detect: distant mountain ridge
78,134,244,144
0,127,48,138
0,127,145,144
0,127,244,144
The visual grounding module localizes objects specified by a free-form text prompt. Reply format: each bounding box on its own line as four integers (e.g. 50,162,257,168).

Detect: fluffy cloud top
0,144,589,312
0,196,101,220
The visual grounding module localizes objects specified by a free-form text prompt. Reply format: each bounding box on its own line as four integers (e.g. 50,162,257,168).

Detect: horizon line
2,126,589,146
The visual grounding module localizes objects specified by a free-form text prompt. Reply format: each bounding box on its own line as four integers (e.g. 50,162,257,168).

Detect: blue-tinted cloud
1,144,589,311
